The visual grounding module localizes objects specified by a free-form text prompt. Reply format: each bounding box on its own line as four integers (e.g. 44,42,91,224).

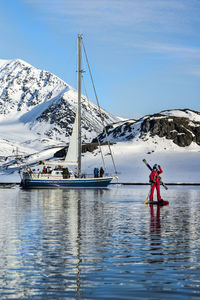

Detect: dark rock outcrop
141,112,200,147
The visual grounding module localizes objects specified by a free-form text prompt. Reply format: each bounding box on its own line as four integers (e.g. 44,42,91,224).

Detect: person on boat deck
149,164,163,202
100,167,104,177
94,167,98,178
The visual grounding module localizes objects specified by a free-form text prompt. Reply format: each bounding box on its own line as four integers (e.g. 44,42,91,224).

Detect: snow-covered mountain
94,109,200,148
0,58,119,155
0,58,200,184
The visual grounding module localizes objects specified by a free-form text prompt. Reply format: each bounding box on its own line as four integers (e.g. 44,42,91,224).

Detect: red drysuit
149,166,163,201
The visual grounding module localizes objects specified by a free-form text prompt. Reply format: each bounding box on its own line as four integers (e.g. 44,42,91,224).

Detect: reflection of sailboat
21,35,117,189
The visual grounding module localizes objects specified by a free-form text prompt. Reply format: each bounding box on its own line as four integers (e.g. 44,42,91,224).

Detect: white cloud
24,0,200,34
23,0,200,60
130,41,200,56
189,69,200,77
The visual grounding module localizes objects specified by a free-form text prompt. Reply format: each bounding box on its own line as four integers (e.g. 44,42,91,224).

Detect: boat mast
77,34,82,177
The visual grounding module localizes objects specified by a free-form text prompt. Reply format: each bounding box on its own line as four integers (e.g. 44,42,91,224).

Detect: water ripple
0,187,200,299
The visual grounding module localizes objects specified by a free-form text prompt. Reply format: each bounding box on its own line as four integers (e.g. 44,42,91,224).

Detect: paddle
144,187,151,204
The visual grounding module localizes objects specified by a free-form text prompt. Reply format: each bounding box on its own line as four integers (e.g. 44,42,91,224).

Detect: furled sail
65,112,79,165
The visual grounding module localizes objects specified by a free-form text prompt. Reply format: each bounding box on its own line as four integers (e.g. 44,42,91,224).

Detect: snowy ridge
0,59,11,69
94,109,200,148
0,58,68,116
161,109,200,122
0,58,120,156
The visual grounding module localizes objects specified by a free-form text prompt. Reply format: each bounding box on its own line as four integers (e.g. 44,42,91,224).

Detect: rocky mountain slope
0,58,119,155
93,109,200,148
0,58,200,168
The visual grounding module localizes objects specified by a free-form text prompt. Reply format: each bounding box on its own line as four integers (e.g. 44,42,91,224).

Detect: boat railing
82,173,116,178
23,170,117,180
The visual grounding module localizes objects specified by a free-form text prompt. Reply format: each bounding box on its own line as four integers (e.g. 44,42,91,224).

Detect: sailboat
20,35,117,188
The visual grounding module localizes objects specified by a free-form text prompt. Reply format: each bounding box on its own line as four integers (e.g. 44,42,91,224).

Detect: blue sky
0,0,199,118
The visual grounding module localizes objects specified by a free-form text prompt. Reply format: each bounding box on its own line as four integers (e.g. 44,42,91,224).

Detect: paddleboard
145,200,169,206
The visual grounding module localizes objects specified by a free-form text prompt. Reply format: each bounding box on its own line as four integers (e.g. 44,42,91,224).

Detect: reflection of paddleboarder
150,205,161,234
150,205,161,250
149,164,164,204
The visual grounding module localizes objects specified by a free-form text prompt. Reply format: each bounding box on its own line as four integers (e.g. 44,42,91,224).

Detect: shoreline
0,182,200,187
111,182,200,186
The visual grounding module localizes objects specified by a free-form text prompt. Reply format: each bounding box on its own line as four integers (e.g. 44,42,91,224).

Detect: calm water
0,186,200,300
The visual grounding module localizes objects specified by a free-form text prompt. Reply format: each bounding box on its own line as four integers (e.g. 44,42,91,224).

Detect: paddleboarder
149,164,164,203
